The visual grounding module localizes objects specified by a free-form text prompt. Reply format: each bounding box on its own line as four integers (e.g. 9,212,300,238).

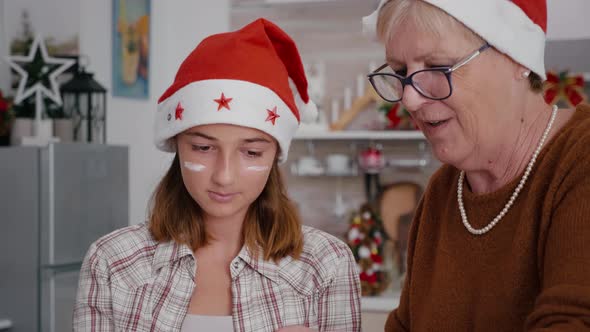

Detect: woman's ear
514,64,531,81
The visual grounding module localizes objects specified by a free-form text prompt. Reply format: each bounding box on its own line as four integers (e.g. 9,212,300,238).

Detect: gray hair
376,0,543,92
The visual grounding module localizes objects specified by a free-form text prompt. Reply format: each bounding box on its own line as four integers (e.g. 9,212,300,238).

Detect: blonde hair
148,154,303,262
376,0,543,92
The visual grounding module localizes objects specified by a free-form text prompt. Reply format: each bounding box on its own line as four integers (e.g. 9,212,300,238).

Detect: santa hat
362,0,547,80
155,18,318,161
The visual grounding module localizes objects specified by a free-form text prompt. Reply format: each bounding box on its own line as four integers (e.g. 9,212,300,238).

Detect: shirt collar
152,240,194,272
152,240,281,283
237,245,280,284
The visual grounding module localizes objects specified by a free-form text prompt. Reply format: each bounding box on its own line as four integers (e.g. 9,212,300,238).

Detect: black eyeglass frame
367,43,491,102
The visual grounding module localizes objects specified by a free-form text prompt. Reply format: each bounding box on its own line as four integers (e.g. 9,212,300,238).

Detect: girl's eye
192,145,211,152
246,150,262,158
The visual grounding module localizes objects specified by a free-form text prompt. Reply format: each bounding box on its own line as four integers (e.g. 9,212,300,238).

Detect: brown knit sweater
385,104,590,332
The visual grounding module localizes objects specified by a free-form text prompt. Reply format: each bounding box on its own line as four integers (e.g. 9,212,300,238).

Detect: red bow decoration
544,71,587,107
385,103,402,129
378,102,418,130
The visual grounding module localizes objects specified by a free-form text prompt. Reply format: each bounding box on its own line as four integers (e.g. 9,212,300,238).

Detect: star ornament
175,102,184,120
266,106,280,125
5,35,75,106
214,92,232,111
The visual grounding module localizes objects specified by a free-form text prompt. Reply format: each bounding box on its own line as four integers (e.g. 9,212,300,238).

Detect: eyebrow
185,132,217,140
386,52,453,67
243,138,272,144
185,131,272,144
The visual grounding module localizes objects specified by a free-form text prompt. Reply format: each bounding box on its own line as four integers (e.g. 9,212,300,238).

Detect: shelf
361,294,400,312
294,130,425,140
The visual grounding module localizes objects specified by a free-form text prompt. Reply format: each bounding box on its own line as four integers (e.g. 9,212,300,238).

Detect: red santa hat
155,18,318,161
363,0,547,80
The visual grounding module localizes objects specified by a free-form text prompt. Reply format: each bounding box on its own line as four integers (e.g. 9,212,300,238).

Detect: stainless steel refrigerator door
39,143,129,266
0,147,41,332
40,267,80,332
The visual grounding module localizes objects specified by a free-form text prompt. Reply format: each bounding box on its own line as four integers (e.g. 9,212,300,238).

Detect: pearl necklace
457,105,558,235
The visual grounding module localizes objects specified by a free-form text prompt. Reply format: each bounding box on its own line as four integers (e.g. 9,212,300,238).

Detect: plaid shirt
73,223,361,332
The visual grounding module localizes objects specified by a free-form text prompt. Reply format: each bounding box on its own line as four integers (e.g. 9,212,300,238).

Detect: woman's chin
431,144,459,166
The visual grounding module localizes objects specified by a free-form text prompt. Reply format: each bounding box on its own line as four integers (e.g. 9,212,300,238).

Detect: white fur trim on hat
362,0,547,80
155,79,299,162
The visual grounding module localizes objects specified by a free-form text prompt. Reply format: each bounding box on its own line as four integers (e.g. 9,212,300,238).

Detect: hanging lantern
60,65,107,143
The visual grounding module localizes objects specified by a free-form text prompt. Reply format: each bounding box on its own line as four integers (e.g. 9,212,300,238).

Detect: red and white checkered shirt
73,223,361,331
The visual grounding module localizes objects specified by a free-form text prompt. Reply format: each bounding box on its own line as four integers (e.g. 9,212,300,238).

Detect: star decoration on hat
265,106,280,125
175,102,184,120
5,35,75,106
214,92,232,111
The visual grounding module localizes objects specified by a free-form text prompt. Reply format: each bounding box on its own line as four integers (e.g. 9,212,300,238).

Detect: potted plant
9,95,35,145
10,95,60,144
0,90,15,146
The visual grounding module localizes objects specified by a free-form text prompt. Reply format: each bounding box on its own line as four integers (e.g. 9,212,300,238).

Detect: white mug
325,154,350,175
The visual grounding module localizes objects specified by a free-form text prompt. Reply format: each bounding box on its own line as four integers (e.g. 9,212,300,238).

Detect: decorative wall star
5,35,75,106
214,92,232,111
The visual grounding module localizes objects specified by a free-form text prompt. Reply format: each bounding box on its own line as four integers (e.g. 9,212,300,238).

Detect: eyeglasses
367,43,491,102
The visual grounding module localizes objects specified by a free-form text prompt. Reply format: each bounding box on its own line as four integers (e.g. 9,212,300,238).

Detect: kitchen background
0,0,589,331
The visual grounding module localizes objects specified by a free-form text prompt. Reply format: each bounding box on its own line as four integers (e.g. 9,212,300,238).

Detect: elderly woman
363,0,590,331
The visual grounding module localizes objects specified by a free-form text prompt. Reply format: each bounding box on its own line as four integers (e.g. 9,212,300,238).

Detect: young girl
73,18,361,332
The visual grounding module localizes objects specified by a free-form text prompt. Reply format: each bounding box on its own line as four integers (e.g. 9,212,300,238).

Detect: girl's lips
208,191,237,203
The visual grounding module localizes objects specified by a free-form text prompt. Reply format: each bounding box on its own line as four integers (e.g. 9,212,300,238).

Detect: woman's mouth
420,118,452,137
425,119,449,127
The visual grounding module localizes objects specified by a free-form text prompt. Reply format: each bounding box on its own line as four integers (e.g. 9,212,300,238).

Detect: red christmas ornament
358,147,385,174
366,271,378,284
374,232,383,245
359,271,368,281
370,253,383,264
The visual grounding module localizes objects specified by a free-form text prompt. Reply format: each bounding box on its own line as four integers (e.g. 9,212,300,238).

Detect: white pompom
300,100,318,124
348,228,361,241
358,246,371,259
289,78,318,124
362,0,388,41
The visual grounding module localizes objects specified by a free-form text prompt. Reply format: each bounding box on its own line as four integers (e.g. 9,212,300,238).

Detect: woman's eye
394,68,407,77
428,64,450,69
192,145,211,152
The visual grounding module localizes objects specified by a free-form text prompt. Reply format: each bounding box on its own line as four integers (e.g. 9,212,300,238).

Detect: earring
522,71,530,78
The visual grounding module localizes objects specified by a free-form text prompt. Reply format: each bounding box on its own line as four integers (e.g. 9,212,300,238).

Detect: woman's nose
401,82,428,113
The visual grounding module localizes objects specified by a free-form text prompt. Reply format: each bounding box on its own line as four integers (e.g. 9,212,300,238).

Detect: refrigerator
0,143,129,332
